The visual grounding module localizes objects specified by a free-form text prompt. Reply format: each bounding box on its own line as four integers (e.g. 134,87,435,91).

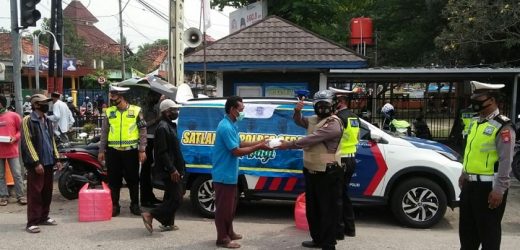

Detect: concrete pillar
319,73,327,90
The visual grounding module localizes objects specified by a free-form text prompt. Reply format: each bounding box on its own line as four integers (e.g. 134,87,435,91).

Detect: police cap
109,85,130,94
470,81,504,98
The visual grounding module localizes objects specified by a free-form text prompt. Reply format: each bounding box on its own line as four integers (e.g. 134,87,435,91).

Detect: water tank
350,17,374,45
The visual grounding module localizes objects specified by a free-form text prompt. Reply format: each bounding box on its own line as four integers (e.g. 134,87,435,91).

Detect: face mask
237,111,245,121
110,98,121,106
38,104,50,113
168,112,179,121
314,105,332,119
471,97,491,112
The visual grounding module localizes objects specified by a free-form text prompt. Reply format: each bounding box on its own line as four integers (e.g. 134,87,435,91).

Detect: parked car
178,97,462,228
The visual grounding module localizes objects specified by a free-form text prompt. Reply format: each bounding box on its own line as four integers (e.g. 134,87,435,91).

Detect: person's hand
458,173,465,189
98,152,105,163
35,164,44,175
277,140,292,150
294,97,305,112
55,161,63,171
488,190,503,209
9,136,15,144
139,151,147,164
170,170,181,183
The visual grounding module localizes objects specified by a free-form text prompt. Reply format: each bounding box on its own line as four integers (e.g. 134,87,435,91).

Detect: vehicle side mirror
370,133,385,143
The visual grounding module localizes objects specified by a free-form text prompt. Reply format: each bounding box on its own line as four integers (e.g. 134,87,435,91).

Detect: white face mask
237,111,245,121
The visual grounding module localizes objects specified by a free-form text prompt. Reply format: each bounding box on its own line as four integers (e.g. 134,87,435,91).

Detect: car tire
512,152,520,181
190,175,216,218
390,177,447,228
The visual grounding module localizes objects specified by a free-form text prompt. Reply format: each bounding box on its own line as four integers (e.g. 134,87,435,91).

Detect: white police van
178,98,462,228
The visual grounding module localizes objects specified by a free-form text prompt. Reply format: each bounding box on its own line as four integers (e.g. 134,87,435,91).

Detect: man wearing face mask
459,81,515,250
140,99,185,233
212,96,271,249
98,85,147,217
278,90,344,250
21,94,63,233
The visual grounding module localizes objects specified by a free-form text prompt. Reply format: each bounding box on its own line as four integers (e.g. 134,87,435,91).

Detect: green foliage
82,123,96,135
82,69,109,89
39,18,87,61
128,39,168,73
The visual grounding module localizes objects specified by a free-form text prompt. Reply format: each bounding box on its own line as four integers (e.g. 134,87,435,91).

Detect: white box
0,136,11,143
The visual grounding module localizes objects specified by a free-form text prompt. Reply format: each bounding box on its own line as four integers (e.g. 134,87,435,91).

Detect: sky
0,0,235,52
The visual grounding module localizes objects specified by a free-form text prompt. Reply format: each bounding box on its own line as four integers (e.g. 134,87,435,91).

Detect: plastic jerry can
78,182,112,222
294,193,309,230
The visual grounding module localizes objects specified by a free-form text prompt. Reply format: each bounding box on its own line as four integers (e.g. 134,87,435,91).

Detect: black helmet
313,90,334,105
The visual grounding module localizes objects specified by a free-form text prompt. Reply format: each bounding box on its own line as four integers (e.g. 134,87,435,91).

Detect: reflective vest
461,110,477,137
303,115,342,172
339,116,360,156
463,117,504,175
106,105,141,148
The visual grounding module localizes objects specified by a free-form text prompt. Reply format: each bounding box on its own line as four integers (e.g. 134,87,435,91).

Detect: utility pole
169,0,184,86
48,0,56,94
119,0,125,80
56,0,63,93
10,0,22,114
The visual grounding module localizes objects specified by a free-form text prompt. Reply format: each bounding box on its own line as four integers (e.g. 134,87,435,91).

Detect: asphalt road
1,180,519,250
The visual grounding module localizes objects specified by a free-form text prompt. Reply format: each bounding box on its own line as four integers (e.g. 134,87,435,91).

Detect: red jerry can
78,182,112,222
294,193,309,230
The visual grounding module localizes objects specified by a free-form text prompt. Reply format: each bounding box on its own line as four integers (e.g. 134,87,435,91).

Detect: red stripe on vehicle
284,177,298,191
255,177,267,190
269,178,282,190
363,141,388,195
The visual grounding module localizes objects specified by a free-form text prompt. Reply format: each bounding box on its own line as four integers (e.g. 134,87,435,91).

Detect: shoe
141,212,153,234
231,233,243,240
17,197,27,205
40,218,57,226
141,202,157,208
301,240,321,248
216,241,241,249
130,204,142,216
151,197,163,204
0,197,7,206
345,231,356,237
26,225,41,233
112,206,121,217
159,224,179,232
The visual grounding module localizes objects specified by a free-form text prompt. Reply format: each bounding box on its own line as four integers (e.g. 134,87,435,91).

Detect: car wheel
390,177,447,228
190,175,215,218
512,153,520,181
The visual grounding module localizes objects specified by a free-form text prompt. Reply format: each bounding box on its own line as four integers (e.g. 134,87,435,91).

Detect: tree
127,39,168,74
39,17,87,63
435,0,520,66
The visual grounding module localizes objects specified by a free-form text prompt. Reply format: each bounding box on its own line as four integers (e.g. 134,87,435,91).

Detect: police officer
459,81,515,250
460,106,477,139
279,90,343,250
98,85,147,217
330,87,360,239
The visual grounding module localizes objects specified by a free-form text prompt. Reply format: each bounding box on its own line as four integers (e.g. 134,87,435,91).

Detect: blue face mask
237,111,245,121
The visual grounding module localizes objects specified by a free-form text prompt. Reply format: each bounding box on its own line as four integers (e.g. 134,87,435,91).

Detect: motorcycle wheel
512,153,520,182
58,168,82,200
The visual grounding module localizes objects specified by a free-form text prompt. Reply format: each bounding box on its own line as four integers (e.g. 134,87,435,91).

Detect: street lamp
33,29,60,90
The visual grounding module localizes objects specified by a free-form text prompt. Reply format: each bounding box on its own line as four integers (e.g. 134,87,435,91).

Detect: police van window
360,123,370,140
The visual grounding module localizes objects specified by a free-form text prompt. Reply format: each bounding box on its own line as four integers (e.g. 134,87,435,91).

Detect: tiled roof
185,16,365,63
63,0,98,23
75,24,120,55
0,33,49,60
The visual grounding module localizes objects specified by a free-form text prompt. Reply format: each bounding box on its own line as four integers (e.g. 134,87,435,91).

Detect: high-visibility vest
303,115,342,172
339,116,360,156
461,110,477,137
463,116,508,175
106,105,141,148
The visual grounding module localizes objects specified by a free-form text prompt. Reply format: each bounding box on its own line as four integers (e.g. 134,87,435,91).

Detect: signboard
26,56,77,71
97,77,106,84
229,0,268,33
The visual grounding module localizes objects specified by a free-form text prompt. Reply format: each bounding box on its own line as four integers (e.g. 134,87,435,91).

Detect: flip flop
26,225,41,233
141,213,153,234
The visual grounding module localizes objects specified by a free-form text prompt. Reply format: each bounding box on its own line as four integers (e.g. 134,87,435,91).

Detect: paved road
1,181,519,249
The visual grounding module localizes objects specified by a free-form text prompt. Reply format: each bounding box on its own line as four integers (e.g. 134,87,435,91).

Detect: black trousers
106,147,140,207
150,177,183,226
338,157,356,235
304,165,342,250
140,138,158,203
459,181,508,250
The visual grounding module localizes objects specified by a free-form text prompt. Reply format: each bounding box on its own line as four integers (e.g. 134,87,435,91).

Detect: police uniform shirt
466,108,515,194
293,116,343,153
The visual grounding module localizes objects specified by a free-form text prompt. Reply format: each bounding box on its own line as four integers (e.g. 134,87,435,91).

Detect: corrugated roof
63,0,98,23
185,16,365,64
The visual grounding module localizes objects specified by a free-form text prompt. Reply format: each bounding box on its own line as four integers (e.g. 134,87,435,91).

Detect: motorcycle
57,136,107,200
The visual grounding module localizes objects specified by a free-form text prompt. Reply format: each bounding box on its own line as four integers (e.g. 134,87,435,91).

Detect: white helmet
66,97,73,102
381,103,394,114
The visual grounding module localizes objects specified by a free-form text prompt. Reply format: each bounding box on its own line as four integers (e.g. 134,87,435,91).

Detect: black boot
112,206,121,217
130,204,141,216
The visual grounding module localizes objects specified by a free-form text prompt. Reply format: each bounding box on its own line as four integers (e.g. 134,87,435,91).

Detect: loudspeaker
183,28,203,48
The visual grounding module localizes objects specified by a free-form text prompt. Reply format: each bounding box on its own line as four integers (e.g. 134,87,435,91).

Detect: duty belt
467,174,493,182
110,145,137,151
341,153,356,158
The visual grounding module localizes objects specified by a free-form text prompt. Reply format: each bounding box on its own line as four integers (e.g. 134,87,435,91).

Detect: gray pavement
1,181,520,249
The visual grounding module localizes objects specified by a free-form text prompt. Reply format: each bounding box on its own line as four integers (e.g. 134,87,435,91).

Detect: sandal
40,218,57,226
0,198,7,206
216,241,241,249
159,224,179,232
18,197,27,205
26,225,41,233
